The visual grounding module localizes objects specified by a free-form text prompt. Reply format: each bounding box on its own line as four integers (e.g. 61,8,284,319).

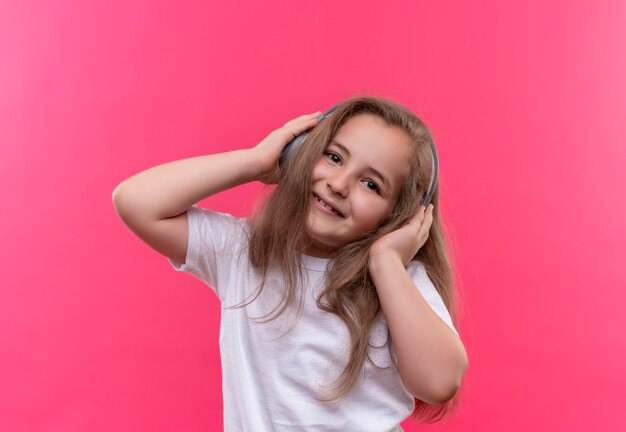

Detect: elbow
112,183,136,223
409,351,469,405
414,375,464,405
112,181,136,214
432,352,469,404
112,181,128,204
428,380,461,405
112,184,126,216
112,183,124,208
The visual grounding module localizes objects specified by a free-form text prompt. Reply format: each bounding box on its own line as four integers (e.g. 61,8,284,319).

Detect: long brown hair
243,96,463,422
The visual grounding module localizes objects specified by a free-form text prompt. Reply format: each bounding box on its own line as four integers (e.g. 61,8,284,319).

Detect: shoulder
405,259,459,336
405,259,444,298
405,259,429,280
188,205,251,235
185,205,253,259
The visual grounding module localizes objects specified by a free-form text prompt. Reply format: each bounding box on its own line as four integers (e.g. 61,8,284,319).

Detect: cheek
313,158,328,174
310,161,327,182
312,163,341,188
351,194,389,229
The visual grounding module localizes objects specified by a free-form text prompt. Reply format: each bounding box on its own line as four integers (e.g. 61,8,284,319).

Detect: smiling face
302,114,413,257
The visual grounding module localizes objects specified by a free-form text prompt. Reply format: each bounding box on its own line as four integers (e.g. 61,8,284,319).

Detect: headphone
279,103,439,207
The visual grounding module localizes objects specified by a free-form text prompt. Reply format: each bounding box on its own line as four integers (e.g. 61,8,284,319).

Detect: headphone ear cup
279,131,310,167
278,104,340,167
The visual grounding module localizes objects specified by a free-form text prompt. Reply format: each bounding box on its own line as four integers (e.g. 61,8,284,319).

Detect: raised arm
111,111,321,263
369,205,468,404
113,150,262,219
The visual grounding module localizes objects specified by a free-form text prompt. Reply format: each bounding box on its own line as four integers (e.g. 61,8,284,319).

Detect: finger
404,208,420,227
409,205,426,225
418,205,434,234
419,205,427,222
405,209,425,236
282,118,320,137
277,117,318,142
284,111,322,127
423,204,433,222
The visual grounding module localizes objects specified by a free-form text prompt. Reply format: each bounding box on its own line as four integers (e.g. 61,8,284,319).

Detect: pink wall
1,1,625,430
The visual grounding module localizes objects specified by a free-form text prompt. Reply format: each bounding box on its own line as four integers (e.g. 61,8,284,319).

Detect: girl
112,96,468,431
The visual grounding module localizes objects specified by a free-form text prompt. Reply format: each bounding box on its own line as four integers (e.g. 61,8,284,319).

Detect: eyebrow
330,140,390,187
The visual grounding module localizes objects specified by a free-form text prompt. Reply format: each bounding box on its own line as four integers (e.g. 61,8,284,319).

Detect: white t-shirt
168,205,458,431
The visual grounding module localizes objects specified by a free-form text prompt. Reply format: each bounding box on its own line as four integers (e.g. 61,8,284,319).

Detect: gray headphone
279,103,438,207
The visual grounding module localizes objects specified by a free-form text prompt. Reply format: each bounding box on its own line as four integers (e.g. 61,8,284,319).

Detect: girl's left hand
370,204,434,266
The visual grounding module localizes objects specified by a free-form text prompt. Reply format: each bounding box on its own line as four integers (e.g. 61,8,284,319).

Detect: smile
312,193,344,218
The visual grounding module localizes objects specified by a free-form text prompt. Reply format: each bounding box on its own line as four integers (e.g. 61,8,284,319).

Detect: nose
327,170,350,198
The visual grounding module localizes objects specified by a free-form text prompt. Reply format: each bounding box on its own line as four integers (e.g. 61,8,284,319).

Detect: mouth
312,193,345,218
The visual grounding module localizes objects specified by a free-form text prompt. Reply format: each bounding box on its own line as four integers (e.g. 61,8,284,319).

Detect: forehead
332,114,412,184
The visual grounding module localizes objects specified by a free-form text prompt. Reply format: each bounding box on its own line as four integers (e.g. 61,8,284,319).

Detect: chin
303,230,341,254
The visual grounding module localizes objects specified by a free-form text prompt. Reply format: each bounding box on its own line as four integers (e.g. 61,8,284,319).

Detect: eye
363,179,380,193
325,152,341,164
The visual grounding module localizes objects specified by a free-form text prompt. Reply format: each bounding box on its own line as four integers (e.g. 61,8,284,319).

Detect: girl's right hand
251,111,322,184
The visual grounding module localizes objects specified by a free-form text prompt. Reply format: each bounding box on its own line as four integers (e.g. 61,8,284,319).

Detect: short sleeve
388,260,459,365
406,260,458,337
167,205,250,300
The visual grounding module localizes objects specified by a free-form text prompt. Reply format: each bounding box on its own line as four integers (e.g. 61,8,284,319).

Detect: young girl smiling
113,96,468,431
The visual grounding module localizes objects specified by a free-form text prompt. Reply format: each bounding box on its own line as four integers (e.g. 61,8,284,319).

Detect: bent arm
112,149,263,221
111,111,321,264
111,150,263,264
369,252,468,404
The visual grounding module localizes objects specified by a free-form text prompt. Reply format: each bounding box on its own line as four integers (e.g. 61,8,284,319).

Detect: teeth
315,195,340,215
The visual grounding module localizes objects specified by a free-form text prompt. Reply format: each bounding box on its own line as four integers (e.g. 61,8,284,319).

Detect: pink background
1,1,625,431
